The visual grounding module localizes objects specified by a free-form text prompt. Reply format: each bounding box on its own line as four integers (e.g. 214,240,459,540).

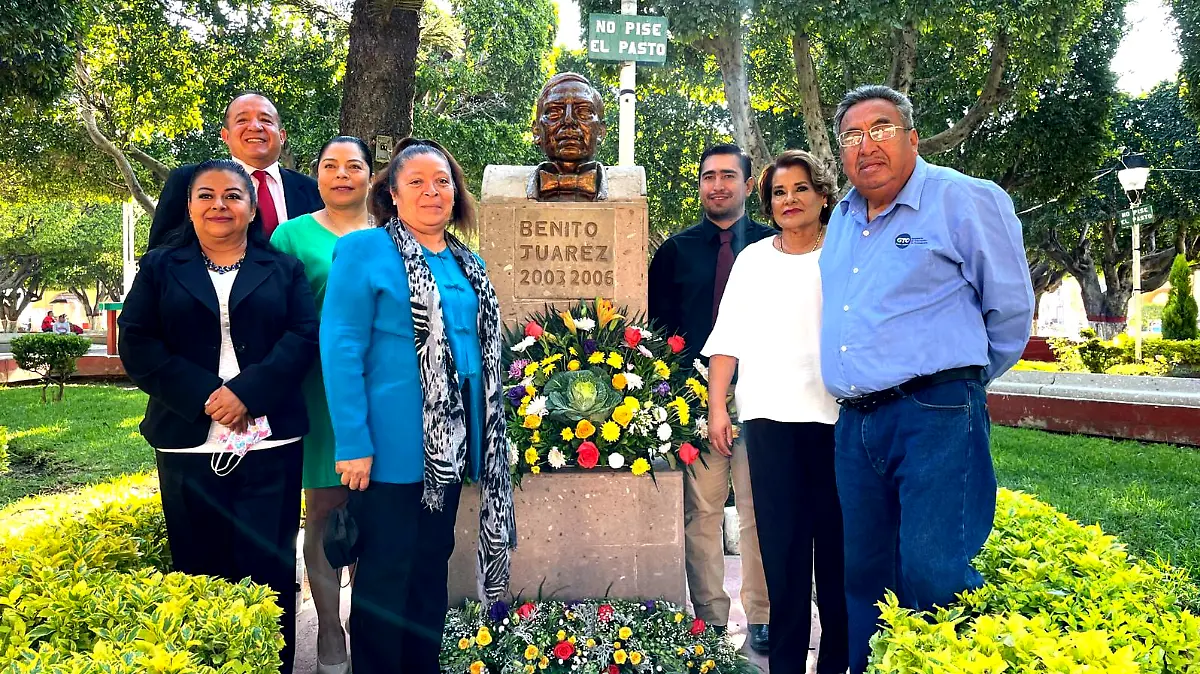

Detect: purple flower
508,359,531,380
506,386,525,405
488,600,510,622
654,381,671,397
582,339,598,355
643,600,656,612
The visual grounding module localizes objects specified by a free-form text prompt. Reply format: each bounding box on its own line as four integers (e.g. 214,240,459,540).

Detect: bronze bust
529,72,608,202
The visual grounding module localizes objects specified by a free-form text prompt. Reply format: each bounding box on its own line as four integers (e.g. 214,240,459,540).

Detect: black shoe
748,623,769,654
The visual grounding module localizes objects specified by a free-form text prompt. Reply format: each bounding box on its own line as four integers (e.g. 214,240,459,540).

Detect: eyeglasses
837,124,913,148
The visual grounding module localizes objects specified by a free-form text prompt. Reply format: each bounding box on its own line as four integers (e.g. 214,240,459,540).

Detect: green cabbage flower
543,369,623,424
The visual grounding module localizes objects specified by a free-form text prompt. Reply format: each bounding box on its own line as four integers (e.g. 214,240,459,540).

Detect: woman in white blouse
702,149,848,674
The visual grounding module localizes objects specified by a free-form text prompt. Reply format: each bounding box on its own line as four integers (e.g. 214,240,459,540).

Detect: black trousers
348,480,462,674
155,442,303,674
743,419,849,674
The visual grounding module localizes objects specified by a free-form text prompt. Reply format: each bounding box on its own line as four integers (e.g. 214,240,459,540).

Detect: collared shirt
233,158,288,225
648,213,775,365
819,157,1034,398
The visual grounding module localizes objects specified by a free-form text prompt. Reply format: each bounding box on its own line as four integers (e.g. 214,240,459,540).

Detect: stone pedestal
448,468,685,605
478,165,648,325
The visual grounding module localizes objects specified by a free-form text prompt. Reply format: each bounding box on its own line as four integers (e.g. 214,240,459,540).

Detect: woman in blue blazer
321,139,515,673
119,159,318,674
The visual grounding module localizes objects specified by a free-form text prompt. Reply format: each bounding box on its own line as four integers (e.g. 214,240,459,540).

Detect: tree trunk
886,21,918,95
921,30,1012,155
1075,271,1130,339
697,29,772,175
791,31,836,176
340,0,422,167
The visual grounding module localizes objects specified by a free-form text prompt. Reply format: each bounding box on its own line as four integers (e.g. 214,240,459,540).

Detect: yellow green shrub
0,474,284,673
869,489,1200,673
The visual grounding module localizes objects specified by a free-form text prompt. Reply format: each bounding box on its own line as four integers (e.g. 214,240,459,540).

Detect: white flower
520,376,534,388
658,442,672,455
636,326,658,341
652,407,668,423
692,358,709,381
574,316,596,331
637,345,653,358
509,446,519,466
695,416,708,438
511,336,536,352
624,372,644,390
657,423,672,441
548,448,567,469
525,395,548,417
608,453,625,469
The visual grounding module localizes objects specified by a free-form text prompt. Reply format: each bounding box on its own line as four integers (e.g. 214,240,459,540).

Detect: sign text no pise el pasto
588,13,668,64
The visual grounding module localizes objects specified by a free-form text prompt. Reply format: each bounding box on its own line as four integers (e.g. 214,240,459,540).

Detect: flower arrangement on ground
441,598,756,674
502,299,709,483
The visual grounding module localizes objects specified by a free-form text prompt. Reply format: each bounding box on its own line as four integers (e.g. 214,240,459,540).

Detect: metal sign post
618,0,636,167
121,200,137,297
1118,203,1154,361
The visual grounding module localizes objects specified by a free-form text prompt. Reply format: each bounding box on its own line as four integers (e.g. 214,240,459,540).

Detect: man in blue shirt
819,85,1034,673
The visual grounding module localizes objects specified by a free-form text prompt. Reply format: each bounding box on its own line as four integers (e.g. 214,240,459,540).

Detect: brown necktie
713,229,734,324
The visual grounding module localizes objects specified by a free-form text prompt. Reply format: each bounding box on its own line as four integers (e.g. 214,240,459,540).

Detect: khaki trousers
684,433,770,625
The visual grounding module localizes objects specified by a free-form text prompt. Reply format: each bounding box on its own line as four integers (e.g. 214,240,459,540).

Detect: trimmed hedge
0,474,285,674
1050,331,1200,375
870,489,1200,672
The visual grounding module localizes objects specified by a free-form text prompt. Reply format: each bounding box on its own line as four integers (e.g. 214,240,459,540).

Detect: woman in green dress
271,136,373,674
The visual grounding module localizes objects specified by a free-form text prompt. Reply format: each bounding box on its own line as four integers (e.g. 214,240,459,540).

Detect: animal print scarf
385,217,516,602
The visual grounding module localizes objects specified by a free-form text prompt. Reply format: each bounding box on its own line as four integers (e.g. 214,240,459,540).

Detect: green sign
1118,204,1154,227
587,13,668,64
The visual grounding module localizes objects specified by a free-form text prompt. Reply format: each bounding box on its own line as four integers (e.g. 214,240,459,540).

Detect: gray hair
834,85,915,132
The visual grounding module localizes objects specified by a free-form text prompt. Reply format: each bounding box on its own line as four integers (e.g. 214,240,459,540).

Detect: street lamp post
1118,153,1150,361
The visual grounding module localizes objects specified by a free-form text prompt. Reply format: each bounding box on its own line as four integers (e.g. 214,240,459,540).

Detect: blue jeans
834,380,996,674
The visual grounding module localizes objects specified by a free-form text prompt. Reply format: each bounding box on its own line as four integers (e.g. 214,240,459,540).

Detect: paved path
293,552,825,673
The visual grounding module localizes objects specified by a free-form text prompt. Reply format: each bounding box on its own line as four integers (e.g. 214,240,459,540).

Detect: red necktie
713,229,734,324
252,170,280,237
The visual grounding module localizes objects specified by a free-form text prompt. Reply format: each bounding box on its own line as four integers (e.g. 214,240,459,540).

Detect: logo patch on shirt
895,233,928,249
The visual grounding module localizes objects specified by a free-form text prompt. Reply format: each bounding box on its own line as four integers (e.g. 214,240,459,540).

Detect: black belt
836,366,983,413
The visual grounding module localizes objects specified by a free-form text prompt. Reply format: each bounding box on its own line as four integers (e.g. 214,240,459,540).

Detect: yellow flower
623,396,640,410
630,651,643,665
568,359,581,371
525,666,535,674
561,427,574,441
653,360,670,378
614,649,628,664
542,363,556,375
588,351,605,364
613,642,621,649
596,298,622,328
557,630,567,641
686,377,709,404
539,657,549,670
458,638,471,650
586,638,596,648
531,465,541,474
568,636,576,644
676,647,686,655
575,419,595,439
612,405,634,427
569,347,578,355
699,664,708,674
470,661,486,674
618,626,633,640
695,644,705,656
631,458,651,476
525,385,536,396
540,353,564,365
601,421,621,442
669,397,690,425
525,447,539,465
611,373,627,390
524,362,539,376
476,626,492,646
606,352,624,368
559,310,578,334
674,613,684,623
523,415,542,429
532,431,540,444
524,645,539,660
705,660,716,670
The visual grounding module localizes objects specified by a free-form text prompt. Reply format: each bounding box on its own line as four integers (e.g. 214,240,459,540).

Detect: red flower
678,442,699,466
667,335,685,353
525,321,544,339
597,604,615,622
607,666,620,674
516,602,536,619
576,441,600,469
553,640,575,659
690,617,706,635
623,326,642,348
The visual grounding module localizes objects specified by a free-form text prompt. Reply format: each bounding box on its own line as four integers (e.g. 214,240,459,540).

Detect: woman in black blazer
119,159,318,674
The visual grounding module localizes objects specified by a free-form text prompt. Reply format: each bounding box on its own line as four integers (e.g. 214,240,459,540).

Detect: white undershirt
702,237,840,425
160,268,298,453
233,159,288,225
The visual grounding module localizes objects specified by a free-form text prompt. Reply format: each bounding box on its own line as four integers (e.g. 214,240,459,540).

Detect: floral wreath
502,299,710,482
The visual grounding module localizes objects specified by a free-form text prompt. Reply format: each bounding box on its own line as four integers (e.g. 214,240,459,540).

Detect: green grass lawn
993,425,1200,580
0,384,152,507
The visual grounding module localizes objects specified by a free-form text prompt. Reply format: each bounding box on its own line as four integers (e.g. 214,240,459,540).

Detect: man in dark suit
147,92,324,250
